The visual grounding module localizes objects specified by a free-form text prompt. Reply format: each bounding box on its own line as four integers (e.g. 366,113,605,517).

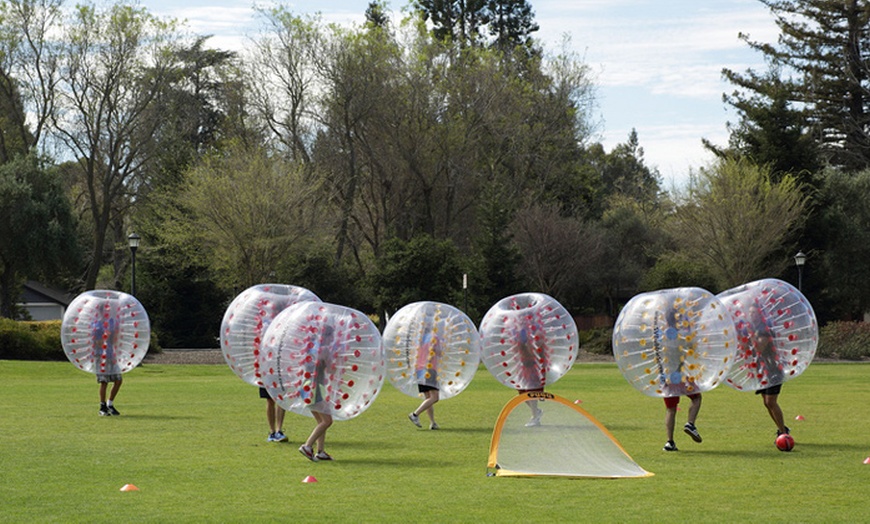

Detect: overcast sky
143,0,780,188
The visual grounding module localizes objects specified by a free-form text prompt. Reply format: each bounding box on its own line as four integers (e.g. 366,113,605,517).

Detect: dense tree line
1,0,863,346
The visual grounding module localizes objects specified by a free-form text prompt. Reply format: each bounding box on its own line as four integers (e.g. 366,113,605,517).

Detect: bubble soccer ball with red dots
384,301,480,400
717,278,818,392
612,287,737,398
220,284,320,387
259,301,385,421
775,433,795,452
479,293,579,391
61,290,150,375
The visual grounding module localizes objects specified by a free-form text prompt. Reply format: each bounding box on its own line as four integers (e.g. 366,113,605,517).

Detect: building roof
21,281,74,306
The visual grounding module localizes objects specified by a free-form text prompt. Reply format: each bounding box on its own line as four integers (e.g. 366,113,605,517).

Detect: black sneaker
684,422,702,443
663,440,678,452
99,404,110,416
107,405,120,416
777,426,791,436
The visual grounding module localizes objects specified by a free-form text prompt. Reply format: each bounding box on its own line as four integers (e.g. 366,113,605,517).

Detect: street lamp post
128,233,140,296
462,273,468,313
794,251,806,292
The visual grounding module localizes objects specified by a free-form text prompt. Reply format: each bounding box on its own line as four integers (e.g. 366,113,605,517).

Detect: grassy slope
1,360,867,523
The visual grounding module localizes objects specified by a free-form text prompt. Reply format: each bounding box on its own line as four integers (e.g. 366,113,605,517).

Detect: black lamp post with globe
794,251,806,292
128,233,140,296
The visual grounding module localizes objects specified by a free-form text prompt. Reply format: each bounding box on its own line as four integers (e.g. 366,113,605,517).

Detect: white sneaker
408,412,421,427
525,410,542,427
430,422,440,430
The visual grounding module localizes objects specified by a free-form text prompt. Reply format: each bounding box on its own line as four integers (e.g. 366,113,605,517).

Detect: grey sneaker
408,412,421,428
663,440,678,451
684,422,702,443
430,422,440,430
299,445,318,462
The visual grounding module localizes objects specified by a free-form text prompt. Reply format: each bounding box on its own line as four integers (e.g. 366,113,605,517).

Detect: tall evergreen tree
486,0,538,55
414,0,488,45
710,68,820,185
722,0,870,172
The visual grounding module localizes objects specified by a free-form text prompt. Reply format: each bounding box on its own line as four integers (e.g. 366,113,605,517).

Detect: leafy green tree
0,73,31,162
248,7,319,163
597,129,662,207
668,157,807,290
0,0,62,154
145,37,239,188
723,0,870,171
597,197,664,315
55,2,182,290
510,202,603,310
369,234,464,315
471,183,524,310
156,142,321,291
0,153,78,317
815,169,870,320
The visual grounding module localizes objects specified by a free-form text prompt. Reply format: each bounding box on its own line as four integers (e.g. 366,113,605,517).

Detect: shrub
0,319,65,360
579,327,613,356
0,319,161,361
818,321,870,360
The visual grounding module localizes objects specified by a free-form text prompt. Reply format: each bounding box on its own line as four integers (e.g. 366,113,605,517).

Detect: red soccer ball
775,433,795,452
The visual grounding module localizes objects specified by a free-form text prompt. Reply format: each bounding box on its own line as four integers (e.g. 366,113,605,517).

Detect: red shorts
664,394,700,409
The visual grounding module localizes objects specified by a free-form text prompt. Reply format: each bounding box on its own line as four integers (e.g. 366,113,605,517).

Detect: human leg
683,394,702,443
414,390,439,422
266,397,277,433
108,378,122,402
306,412,333,452
99,382,108,404
275,404,286,435
663,397,678,451
762,392,787,434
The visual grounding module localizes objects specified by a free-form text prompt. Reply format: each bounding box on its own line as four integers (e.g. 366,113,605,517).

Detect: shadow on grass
118,414,196,420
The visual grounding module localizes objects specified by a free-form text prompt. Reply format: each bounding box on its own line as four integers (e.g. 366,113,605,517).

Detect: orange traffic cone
120,484,139,492
795,415,805,421
302,476,318,483
863,457,870,465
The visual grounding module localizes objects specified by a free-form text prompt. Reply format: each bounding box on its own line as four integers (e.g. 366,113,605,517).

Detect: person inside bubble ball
94,311,123,416
408,319,441,430
260,387,287,442
513,321,546,427
299,324,336,462
659,305,702,451
747,306,790,437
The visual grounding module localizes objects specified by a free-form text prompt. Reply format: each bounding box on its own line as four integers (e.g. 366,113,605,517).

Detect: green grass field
1,359,868,523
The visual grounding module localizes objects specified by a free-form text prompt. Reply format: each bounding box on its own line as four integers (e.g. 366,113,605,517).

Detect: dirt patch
144,349,225,365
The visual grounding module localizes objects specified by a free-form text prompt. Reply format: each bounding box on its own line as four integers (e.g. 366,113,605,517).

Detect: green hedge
817,321,870,360
0,319,161,361
0,318,65,360
578,321,870,361
579,327,614,356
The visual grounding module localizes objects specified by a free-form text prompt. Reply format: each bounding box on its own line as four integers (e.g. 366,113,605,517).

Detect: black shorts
756,384,782,396
418,384,439,393
259,387,270,399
